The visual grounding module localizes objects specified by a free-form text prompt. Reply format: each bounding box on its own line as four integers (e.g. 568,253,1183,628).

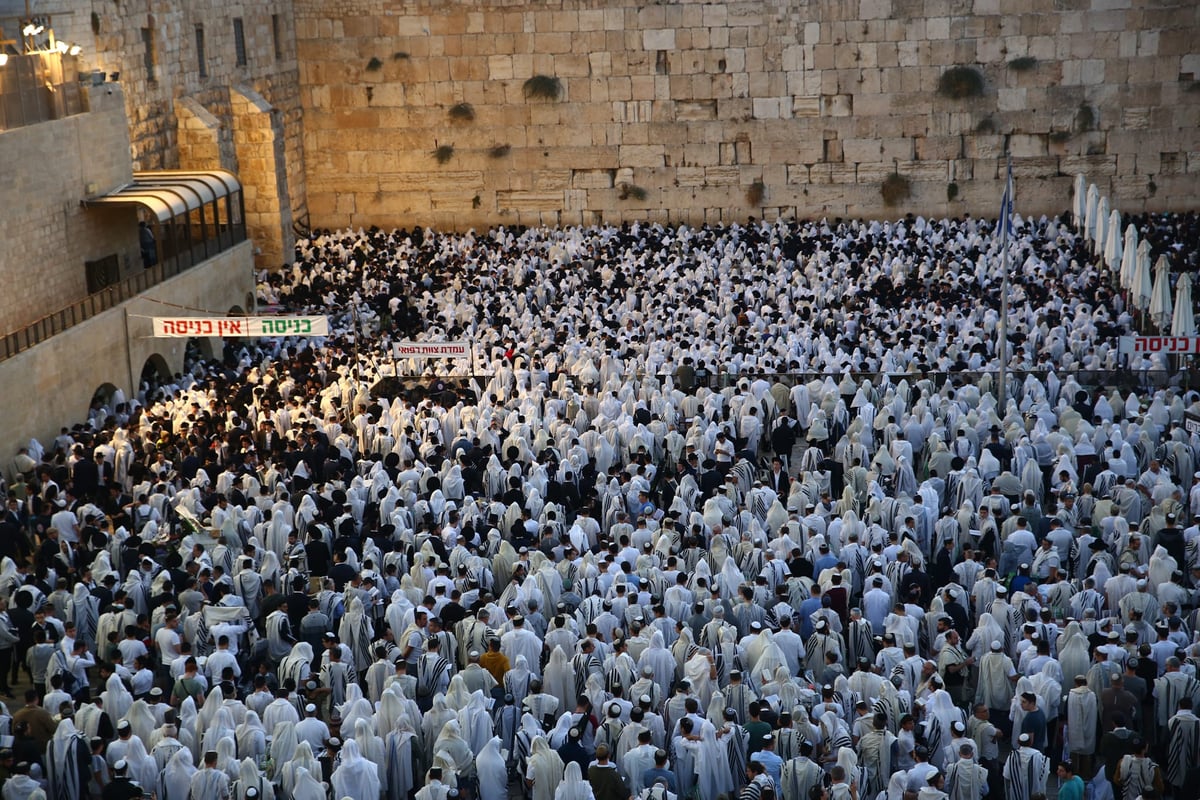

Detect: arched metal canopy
84,169,241,223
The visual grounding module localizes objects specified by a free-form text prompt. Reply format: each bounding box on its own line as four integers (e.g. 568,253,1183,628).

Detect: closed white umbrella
1149,254,1172,331
1092,196,1109,257
1104,209,1122,271
1172,271,1195,337
1120,224,1139,287
1073,174,1087,228
1131,241,1154,311
1084,184,1099,242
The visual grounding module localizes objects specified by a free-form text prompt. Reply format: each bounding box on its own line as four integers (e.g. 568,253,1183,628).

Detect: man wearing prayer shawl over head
1001,734,1048,800
331,739,381,800
476,736,509,800
47,712,91,800
526,736,566,800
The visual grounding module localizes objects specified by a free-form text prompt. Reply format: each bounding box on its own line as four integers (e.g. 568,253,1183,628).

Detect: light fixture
55,40,68,53
69,44,81,56
0,54,8,67
22,24,35,36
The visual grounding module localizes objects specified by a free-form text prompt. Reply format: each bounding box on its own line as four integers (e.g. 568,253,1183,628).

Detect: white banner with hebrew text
151,316,329,337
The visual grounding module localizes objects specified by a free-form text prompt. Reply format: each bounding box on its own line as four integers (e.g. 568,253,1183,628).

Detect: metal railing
0,230,248,362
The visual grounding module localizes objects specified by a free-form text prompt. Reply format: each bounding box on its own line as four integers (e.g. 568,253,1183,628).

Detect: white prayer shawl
528,737,566,800
944,759,987,800
556,761,595,800
331,739,381,800
458,690,494,756
1065,685,1097,755
385,723,418,800
1167,710,1200,787
292,767,327,800
279,742,319,796
157,748,196,800
125,736,158,792
122,699,158,748
102,673,133,726
47,718,87,800
1002,746,1049,800
190,766,231,800
476,737,510,800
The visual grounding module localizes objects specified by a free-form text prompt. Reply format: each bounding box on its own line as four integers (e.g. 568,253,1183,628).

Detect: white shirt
155,627,181,667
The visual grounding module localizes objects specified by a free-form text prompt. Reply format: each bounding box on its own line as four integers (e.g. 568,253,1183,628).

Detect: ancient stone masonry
292,0,1200,231
55,0,308,265
0,86,140,332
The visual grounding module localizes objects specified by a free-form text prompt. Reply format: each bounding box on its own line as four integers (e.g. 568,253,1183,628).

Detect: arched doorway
139,354,171,405
88,382,120,429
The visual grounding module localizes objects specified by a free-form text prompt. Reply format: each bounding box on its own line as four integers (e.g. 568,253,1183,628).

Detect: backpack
53,650,79,694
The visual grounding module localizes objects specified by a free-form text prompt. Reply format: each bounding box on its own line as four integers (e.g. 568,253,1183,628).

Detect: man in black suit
70,450,100,503
767,457,790,496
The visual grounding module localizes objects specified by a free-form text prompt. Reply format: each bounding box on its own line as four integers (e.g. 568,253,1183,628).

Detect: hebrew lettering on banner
393,341,471,359
151,317,329,338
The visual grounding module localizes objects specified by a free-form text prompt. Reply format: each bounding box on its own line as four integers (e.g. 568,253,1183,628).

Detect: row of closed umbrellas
1074,173,1194,336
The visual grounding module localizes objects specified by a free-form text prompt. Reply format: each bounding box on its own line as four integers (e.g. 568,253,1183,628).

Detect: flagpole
998,154,1011,411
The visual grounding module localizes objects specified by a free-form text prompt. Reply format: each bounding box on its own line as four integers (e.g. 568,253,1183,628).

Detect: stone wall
43,0,309,265
0,84,141,332
0,242,255,463
293,0,1200,230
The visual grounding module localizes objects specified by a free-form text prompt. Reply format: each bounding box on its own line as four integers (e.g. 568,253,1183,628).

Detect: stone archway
87,382,120,428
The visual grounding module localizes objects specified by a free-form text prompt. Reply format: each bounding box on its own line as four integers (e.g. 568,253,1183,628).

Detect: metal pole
999,243,1009,410
998,154,1011,412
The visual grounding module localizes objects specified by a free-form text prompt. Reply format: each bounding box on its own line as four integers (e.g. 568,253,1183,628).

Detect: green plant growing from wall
392,52,410,61
937,66,984,99
366,57,383,72
1049,130,1071,143
1007,56,1037,72
433,144,455,164
975,116,996,133
881,172,911,206
619,183,649,201
1074,104,1096,133
489,144,512,158
947,182,959,201
746,180,766,206
523,75,562,101
448,102,475,122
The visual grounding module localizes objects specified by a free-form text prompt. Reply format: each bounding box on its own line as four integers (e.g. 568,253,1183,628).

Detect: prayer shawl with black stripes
415,652,450,700
47,719,89,800
1155,670,1200,731
571,652,602,700
781,756,824,800
1116,754,1161,800
945,757,988,800
1002,746,1048,800
1167,710,1200,788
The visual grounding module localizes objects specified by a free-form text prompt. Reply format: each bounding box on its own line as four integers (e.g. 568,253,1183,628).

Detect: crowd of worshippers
4,211,1200,800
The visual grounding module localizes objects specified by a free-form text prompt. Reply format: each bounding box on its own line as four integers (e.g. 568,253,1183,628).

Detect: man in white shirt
155,612,182,682
205,635,241,683
117,626,148,671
